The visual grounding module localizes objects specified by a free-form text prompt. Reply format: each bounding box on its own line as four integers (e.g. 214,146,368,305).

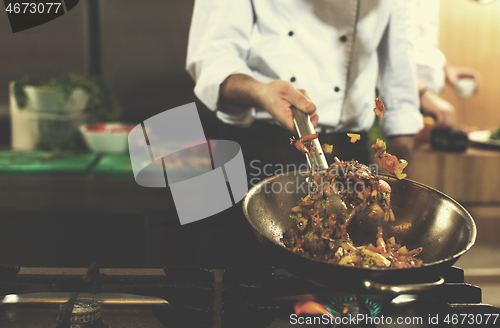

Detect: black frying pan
242,171,476,294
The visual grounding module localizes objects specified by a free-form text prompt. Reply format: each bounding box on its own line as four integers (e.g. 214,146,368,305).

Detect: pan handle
361,276,445,294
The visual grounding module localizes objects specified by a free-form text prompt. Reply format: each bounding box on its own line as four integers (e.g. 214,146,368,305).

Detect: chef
186,0,423,267
413,0,482,129
187,0,423,181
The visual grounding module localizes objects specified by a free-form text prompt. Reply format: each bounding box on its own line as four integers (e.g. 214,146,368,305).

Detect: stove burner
324,295,382,318
60,299,107,328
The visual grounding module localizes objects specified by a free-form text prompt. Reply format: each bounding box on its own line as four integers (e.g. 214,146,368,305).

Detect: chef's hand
255,80,317,134
219,74,317,134
420,89,456,128
387,135,415,177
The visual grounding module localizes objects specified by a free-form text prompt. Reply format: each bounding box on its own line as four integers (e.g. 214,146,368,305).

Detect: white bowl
24,86,89,113
80,122,134,153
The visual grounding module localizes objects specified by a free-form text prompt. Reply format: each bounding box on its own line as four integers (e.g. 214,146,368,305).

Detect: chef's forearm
218,74,265,115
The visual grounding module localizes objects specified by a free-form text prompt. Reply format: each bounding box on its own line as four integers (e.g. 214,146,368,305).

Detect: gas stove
0,264,498,327
0,264,214,328
221,266,500,328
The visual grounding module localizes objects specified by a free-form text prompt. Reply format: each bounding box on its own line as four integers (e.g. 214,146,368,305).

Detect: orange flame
294,301,329,316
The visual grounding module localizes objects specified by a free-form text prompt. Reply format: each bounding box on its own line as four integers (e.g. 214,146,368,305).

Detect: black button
288,31,294,36
340,35,347,42
334,86,340,92
290,77,296,82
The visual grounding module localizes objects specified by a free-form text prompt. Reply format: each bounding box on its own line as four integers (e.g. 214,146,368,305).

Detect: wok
242,171,476,294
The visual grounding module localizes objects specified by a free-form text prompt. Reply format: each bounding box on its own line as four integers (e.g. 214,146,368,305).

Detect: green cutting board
91,154,134,178
91,154,213,179
0,151,99,176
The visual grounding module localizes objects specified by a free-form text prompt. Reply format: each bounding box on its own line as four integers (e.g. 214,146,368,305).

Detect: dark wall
99,0,198,123
0,0,201,126
0,2,86,104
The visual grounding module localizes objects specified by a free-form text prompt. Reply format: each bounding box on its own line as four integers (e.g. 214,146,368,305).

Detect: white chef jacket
186,0,423,137
413,0,446,94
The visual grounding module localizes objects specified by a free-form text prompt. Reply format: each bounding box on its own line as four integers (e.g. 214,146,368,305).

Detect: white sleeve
412,0,446,94
377,2,423,137
186,0,255,125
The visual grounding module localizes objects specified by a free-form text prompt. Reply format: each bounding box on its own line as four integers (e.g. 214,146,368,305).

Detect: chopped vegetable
281,157,423,268
360,248,391,267
373,96,386,118
294,140,309,154
347,133,361,143
394,160,408,180
379,153,398,173
372,138,408,180
300,133,319,142
296,218,308,231
322,143,333,154
290,134,320,164
283,99,422,268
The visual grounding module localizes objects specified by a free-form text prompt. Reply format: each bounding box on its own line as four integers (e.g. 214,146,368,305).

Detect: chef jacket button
291,77,296,82
334,86,340,92
340,35,347,42
288,31,294,36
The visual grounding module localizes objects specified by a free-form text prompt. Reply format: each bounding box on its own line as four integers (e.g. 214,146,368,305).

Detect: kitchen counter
0,151,174,214
0,175,173,214
412,144,500,203
413,144,500,243
413,145,500,307
0,152,189,269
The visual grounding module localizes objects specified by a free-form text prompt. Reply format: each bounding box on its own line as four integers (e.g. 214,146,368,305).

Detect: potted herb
13,73,123,121
11,73,123,151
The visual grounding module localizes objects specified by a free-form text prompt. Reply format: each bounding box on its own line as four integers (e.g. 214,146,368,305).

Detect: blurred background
0,0,209,270
0,0,499,305
1,0,500,138
0,0,210,141
438,0,500,130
